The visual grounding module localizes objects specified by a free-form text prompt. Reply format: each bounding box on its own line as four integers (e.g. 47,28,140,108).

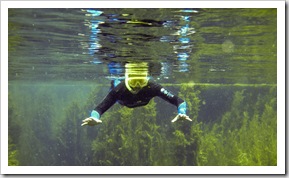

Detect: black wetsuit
94,79,185,116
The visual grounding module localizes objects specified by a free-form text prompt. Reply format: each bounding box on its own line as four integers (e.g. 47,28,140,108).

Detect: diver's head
125,63,149,94
125,73,148,94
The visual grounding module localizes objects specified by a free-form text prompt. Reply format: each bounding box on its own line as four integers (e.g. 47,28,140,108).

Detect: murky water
8,8,277,166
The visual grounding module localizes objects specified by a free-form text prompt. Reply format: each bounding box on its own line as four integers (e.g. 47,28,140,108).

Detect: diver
81,63,192,126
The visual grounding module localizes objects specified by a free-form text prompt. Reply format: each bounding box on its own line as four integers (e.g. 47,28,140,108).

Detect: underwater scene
8,8,277,166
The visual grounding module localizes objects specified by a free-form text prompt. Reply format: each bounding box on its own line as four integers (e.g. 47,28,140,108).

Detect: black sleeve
149,81,185,108
94,89,118,116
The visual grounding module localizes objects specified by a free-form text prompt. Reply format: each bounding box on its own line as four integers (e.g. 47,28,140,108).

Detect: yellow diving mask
125,63,149,94
127,77,148,88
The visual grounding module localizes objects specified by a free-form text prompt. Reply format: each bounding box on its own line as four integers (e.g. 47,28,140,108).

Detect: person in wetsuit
81,63,191,126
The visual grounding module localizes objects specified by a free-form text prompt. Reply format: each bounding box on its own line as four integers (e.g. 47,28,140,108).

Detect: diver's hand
81,117,102,126
81,110,102,126
171,114,192,123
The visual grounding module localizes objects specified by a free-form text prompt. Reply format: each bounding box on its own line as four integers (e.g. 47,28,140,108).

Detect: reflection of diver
81,63,191,126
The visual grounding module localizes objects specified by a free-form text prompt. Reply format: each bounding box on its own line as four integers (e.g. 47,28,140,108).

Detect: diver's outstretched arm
150,81,192,123
82,88,118,126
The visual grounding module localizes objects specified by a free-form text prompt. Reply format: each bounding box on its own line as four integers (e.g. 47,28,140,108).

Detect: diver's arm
150,81,192,122
158,88,189,115
81,89,118,126
94,90,118,116
149,81,185,111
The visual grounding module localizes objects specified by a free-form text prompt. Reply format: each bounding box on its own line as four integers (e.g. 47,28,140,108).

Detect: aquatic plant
8,82,276,166
91,99,163,166
54,86,101,165
8,85,84,165
91,103,127,165
8,137,19,166
131,100,162,165
169,84,202,166
8,94,20,166
56,102,84,165
8,87,54,165
198,87,277,166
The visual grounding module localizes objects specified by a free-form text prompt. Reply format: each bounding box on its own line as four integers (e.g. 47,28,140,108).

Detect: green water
8,8,277,166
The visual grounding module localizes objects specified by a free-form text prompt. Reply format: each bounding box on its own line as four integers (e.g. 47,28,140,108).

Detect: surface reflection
8,8,277,84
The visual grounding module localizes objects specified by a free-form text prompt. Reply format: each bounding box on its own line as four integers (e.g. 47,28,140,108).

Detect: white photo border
1,0,285,175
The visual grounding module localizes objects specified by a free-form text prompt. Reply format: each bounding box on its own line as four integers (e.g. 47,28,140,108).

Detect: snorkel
125,62,149,94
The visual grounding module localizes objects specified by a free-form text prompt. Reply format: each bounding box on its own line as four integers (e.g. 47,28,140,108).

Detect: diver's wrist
91,110,100,120
178,102,187,115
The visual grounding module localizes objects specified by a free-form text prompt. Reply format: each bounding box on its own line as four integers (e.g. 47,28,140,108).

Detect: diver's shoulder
147,79,162,89
113,80,126,92
148,78,156,84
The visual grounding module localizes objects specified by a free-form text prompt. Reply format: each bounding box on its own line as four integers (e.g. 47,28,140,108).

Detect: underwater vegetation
198,87,277,166
8,83,277,166
8,94,20,166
